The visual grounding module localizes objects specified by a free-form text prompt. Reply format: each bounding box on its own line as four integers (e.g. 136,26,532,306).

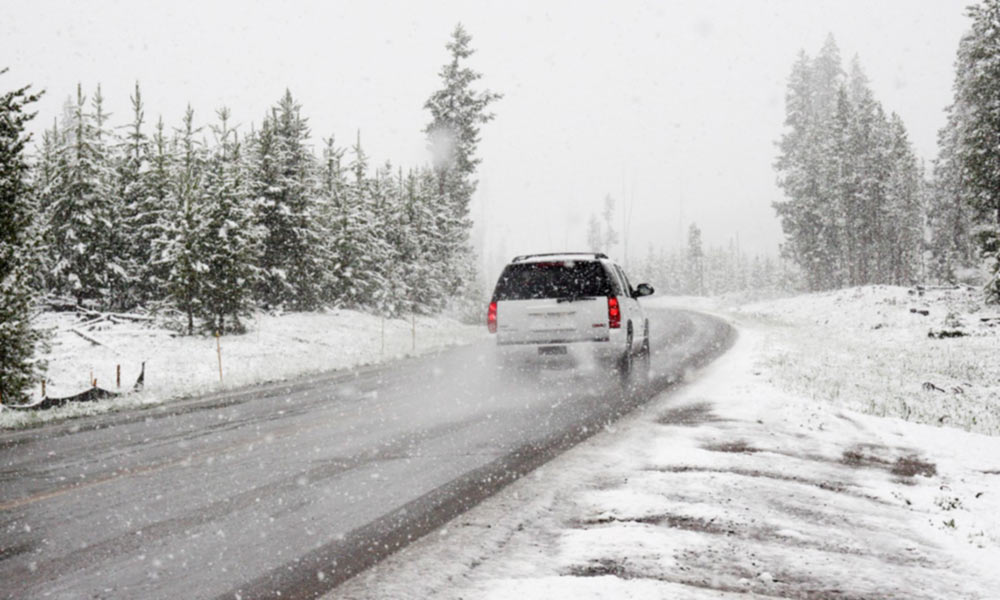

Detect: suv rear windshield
492,261,613,301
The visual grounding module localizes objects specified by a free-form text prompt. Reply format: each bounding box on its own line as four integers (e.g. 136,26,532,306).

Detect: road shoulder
334,320,1000,599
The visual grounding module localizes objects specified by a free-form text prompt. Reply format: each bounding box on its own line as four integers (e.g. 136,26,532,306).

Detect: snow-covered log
69,327,109,347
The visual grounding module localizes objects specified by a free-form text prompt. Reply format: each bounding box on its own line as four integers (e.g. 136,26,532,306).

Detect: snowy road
0,307,732,600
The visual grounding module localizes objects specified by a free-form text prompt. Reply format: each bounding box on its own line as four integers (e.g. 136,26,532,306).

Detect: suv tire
617,327,633,386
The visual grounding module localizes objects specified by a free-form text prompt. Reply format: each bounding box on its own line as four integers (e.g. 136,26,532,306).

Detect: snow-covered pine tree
90,85,130,309
928,115,977,282
686,223,704,295
846,63,889,286
161,105,206,334
199,107,260,333
947,0,1000,301
31,118,61,294
586,214,602,253
370,161,407,317
418,163,471,312
401,166,450,312
315,135,352,306
833,80,859,286
774,50,831,291
810,38,848,289
601,194,619,253
424,24,501,216
776,38,923,291
424,24,501,315
253,90,323,310
395,168,424,313
340,132,389,309
116,82,153,307
0,70,45,403
143,116,177,305
883,113,924,285
48,84,112,306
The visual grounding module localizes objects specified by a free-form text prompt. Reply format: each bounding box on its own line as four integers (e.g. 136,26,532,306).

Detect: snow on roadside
738,285,1000,435
0,310,484,429
333,294,1000,599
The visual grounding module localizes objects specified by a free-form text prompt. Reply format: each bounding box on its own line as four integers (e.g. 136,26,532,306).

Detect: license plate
538,346,568,356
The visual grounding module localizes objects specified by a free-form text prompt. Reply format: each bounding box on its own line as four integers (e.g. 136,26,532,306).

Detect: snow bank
0,310,484,429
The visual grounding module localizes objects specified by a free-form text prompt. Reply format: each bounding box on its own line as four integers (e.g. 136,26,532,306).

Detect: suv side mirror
635,283,654,297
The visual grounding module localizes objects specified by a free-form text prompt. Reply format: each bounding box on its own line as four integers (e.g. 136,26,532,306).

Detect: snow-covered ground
739,285,1000,435
334,288,1000,599
0,310,484,429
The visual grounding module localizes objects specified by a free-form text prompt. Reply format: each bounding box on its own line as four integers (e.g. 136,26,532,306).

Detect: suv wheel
617,327,633,386
634,329,651,389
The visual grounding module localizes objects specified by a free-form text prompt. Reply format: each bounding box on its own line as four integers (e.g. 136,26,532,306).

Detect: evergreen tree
424,23,502,215
340,132,390,308
144,116,177,304
424,24,501,312
48,84,110,306
404,166,453,312
928,115,977,281
117,82,154,306
370,161,408,316
316,135,348,305
31,118,60,294
947,0,1000,301
253,90,323,310
90,85,130,309
774,50,835,290
686,223,704,295
0,70,44,403
396,167,438,313
601,194,618,252
884,114,924,284
774,38,924,291
161,105,205,334
586,214,602,252
200,107,259,333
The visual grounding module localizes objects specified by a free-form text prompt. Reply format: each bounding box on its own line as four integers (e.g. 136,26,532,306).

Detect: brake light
487,301,497,333
607,296,621,329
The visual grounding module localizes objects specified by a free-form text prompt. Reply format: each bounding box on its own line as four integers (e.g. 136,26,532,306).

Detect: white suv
487,252,654,381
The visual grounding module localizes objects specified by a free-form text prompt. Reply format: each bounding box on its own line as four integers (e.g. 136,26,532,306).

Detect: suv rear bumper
496,335,609,345
495,332,627,367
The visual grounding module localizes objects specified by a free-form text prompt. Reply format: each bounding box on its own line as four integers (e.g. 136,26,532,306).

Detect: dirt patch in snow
655,402,723,427
563,556,880,600
647,465,865,499
840,444,937,479
702,439,759,453
571,513,729,535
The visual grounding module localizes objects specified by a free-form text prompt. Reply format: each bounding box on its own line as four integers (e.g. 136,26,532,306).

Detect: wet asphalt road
0,307,733,599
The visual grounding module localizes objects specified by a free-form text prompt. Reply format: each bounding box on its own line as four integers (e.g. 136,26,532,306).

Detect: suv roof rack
511,252,608,262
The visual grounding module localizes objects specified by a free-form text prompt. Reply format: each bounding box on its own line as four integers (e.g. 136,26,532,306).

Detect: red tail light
607,296,621,329
487,301,497,333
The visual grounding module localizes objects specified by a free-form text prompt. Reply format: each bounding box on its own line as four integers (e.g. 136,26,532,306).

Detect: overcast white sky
3,0,972,279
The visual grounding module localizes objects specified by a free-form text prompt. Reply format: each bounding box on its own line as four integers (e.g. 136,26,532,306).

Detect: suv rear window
492,261,613,301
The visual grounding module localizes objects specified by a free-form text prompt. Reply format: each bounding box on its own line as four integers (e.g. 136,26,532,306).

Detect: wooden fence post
216,331,223,383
